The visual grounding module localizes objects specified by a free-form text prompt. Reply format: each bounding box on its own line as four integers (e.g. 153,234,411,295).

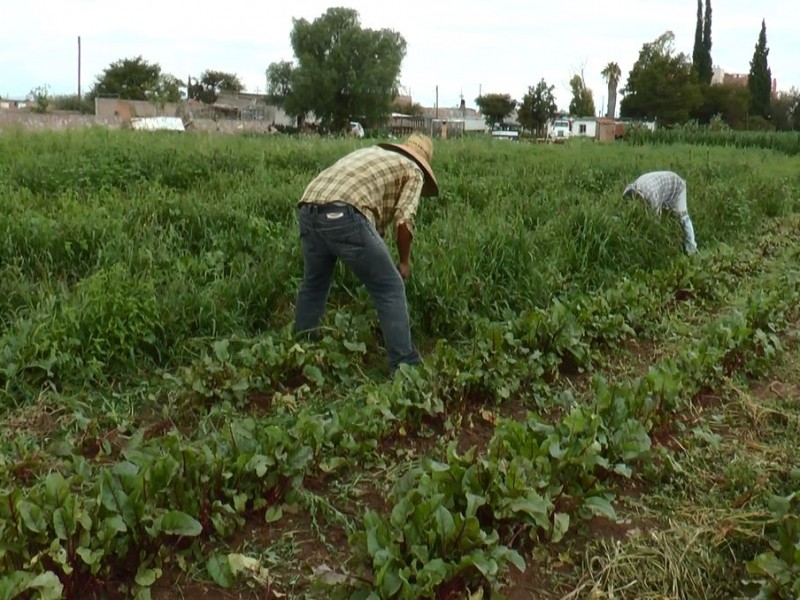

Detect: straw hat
378,134,439,197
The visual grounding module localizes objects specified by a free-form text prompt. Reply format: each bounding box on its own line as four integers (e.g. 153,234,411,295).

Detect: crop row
332,266,800,598
746,492,800,599
627,125,800,156
1,197,781,404
169,219,792,413
1,221,796,599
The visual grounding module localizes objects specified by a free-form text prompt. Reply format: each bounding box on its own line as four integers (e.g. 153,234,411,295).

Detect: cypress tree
702,0,713,84
692,0,713,85
748,19,772,118
692,0,704,79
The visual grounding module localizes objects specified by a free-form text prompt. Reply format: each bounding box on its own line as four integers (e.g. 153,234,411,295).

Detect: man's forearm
396,222,412,264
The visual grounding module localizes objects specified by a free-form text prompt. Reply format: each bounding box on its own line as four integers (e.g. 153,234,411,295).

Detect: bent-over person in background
623,170,698,255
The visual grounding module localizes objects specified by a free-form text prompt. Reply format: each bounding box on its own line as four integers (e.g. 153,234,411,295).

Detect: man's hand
397,261,411,283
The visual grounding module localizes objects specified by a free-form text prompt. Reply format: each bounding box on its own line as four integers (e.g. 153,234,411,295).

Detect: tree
620,31,702,125
771,88,800,131
148,74,184,113
517,80,557,136
268,7,407,132
703,0,713,83
601,62,621,118
188,70,244,104
748,19,772,119
694,84,750,128
266,61,295,106
390,97,424,116
568,73,596,117
28,84,51,113
475,93,517,129
692,0,713,84
89,56,161,101
266,60,306,127
692,0,704,79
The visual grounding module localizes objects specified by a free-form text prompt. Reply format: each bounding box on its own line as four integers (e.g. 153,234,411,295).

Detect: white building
422,106,489,132
462,116,490,132
543,115,657,141
571,117,597,138
0,99,27,110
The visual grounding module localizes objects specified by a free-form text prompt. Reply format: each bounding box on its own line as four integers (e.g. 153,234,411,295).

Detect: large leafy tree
517,80,557,136
770,88,800,131
748,19,772,118
266,60,306,127
267,7,407,132
475,93,517,129
188,70,244,104
568,74,596,117
601,62,621,118
620,31,702,125
694,84,750,128
89,56,163,101
266,61,295,106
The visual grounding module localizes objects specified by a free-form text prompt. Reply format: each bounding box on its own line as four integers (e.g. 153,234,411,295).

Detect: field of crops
1,129,799,600
626,124,800,157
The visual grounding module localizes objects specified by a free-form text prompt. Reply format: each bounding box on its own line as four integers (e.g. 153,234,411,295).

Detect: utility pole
435,85,439,118
77,36,81,99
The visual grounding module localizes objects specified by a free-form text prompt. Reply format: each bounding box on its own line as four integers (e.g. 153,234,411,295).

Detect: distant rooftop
422,106,481,119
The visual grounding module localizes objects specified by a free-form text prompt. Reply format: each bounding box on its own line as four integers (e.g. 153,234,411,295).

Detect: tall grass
1,130,799,389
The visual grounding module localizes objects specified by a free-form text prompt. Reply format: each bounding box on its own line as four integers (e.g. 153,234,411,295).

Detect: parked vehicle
350,122,365,138
549,118,571,140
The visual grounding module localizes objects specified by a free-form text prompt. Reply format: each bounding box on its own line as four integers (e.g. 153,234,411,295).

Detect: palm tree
601,62,622,119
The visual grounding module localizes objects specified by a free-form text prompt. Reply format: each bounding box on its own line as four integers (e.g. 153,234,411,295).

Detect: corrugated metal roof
131,117,185,131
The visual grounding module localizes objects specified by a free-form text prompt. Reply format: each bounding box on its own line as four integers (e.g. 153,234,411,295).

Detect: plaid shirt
623,171,686,214
299,146,425,236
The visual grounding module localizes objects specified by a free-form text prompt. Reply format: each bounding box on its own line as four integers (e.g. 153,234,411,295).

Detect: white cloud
1,0,797,109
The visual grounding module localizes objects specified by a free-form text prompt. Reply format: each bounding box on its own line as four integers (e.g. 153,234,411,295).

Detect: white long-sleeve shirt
623,171,697,254
623,171,686,215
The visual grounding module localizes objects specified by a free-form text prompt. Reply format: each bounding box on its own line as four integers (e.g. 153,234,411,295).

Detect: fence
388,115,465,138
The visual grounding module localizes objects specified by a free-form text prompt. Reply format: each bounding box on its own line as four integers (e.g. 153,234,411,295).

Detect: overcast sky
2,0,798,113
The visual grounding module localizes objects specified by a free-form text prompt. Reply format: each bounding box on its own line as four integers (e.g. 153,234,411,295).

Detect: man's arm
396,222,413,281
394,168,424,281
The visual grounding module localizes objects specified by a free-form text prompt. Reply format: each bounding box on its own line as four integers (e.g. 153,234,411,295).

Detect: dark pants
293,202,421,370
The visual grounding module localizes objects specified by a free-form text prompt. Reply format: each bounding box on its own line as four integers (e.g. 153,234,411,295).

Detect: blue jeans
293,202,422,370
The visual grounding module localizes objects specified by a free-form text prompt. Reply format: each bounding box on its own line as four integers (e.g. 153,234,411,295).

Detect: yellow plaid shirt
299,146,425,236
